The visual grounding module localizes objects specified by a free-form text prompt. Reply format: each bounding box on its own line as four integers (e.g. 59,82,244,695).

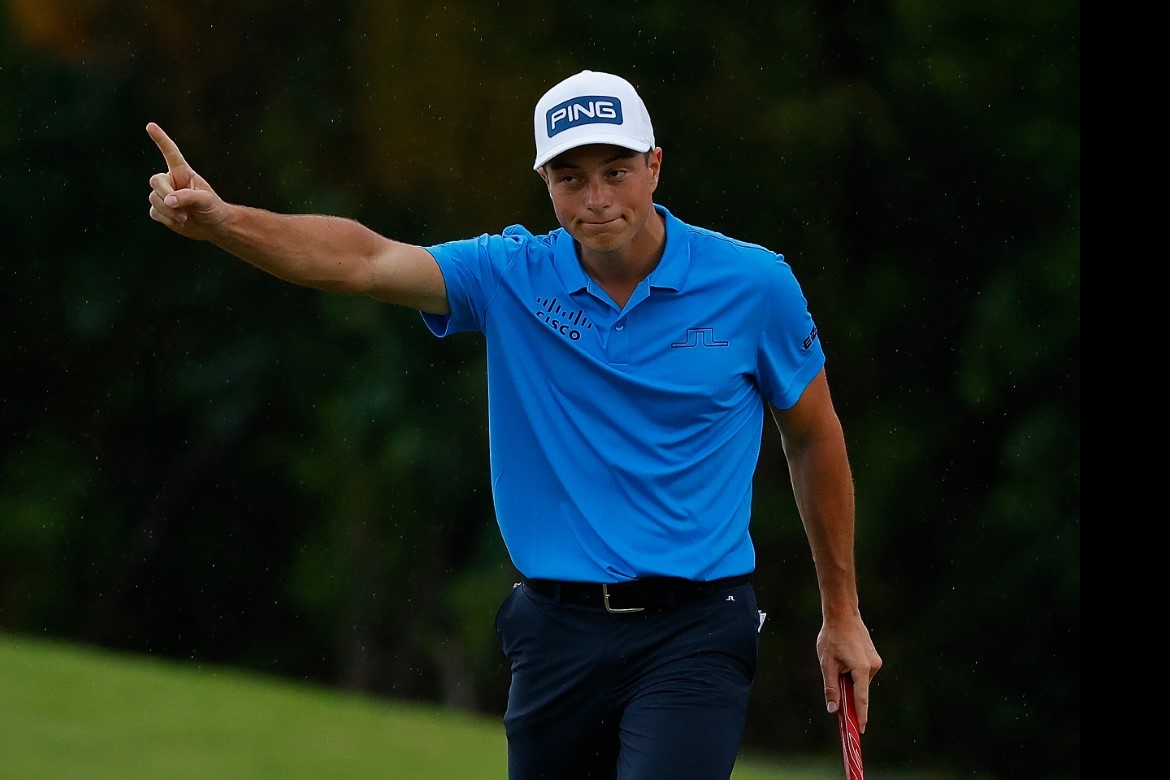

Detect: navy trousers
495,579,761,780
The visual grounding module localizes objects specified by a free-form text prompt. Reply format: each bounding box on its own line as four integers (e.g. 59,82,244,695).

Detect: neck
578,209,666,303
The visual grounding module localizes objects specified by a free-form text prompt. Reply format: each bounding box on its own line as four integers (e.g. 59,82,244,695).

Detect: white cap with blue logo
532,70,655,170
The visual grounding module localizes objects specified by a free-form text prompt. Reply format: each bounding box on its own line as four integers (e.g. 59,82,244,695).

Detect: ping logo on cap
546,95,623,138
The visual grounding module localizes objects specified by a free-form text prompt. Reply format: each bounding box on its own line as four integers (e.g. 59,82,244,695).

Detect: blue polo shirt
422,205,824,582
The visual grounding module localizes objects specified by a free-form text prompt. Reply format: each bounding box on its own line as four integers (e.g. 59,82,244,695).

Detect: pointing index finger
146,122,189,172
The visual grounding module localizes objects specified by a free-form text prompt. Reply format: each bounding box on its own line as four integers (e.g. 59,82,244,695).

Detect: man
147,69,881,779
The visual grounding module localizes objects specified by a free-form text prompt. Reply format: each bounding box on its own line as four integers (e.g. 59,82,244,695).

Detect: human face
539,144,662,259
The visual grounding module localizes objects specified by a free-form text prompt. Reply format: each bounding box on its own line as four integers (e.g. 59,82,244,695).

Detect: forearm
213,205,395,295
786,432,860,620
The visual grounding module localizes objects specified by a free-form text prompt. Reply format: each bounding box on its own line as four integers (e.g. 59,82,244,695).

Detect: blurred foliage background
0,1,1078,777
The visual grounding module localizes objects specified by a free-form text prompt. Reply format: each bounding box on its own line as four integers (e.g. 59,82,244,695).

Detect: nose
585,178,607,209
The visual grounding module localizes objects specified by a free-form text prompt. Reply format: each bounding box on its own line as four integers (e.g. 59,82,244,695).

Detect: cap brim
533,134,653,170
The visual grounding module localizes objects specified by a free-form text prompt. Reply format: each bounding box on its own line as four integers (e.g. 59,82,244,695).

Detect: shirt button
615,323,625,331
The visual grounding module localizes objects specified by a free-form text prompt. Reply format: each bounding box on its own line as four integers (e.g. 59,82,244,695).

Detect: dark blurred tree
0,1,1077,777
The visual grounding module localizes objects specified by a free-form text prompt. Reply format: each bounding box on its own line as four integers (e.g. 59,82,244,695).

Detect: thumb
825,669,844,714
162,186,215,219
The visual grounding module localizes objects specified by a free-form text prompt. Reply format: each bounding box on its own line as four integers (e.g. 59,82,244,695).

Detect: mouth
582,217,619,229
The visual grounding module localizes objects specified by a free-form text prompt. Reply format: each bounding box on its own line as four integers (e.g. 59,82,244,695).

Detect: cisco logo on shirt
546,95,623,138
533,296,593,342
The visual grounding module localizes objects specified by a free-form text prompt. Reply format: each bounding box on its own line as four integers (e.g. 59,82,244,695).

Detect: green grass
0,631,850,779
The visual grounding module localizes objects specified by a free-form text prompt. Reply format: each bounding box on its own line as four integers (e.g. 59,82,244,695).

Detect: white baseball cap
532,70,655,170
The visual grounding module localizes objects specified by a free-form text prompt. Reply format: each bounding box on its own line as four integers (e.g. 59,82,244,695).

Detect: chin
574,223,626,248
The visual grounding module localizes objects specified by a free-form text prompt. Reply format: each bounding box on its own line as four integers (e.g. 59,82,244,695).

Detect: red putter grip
838,673,864,780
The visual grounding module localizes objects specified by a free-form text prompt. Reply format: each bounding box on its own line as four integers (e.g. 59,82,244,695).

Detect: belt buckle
602,583,645,614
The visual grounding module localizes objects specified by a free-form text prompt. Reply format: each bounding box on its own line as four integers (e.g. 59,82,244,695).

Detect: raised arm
145,122,449,314
770,368,882,732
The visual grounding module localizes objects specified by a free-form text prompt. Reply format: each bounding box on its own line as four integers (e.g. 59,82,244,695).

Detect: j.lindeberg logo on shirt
670,328,728,348
533,296,593,342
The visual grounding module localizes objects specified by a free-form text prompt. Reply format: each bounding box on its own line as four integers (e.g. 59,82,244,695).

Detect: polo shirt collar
552,204,690,295
647,204,688,292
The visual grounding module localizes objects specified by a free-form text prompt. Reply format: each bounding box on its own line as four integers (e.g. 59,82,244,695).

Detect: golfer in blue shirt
146,69,882,780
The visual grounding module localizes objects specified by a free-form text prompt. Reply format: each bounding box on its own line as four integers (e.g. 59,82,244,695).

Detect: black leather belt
523,574,751,613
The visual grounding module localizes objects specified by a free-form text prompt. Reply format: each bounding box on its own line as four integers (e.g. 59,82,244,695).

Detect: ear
537,166,554,196
647,147,663,192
